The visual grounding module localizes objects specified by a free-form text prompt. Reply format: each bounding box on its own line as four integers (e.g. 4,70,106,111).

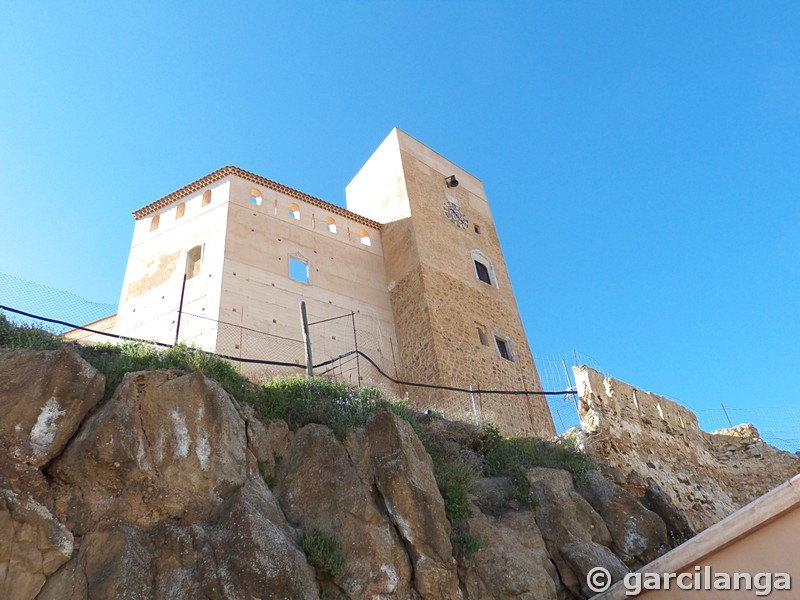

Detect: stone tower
346,129,555,437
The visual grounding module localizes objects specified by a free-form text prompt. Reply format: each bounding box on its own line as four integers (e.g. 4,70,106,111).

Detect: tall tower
347,129,555,437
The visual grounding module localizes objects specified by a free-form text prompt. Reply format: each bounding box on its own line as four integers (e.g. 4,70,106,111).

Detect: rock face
0,348,105,469
276,423,414,599
5,347,793,599
0,489,73,600
571,366,800,532
457,499,558,600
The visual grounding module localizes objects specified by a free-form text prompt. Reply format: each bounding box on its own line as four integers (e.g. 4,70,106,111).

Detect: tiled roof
132,165,382,229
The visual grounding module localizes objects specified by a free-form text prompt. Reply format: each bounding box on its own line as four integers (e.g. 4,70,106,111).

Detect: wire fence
0,270,797,451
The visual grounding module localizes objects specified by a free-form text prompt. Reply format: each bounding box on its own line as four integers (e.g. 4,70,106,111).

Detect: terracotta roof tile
132,165,382,229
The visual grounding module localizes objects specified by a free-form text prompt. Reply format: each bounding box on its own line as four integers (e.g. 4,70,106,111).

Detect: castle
104,129,555,437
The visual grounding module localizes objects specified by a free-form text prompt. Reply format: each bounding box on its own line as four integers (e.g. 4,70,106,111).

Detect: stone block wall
571,365,800,532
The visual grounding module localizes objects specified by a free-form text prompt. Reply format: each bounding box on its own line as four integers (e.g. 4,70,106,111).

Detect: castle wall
115,180,231,348
572,366,800,532
217,176,399,390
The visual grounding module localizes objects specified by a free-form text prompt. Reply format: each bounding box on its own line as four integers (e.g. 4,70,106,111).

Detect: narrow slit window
360,230,371,246
185,245,203,279
289,203,301,220
289,256,309,283
202,190,212,206
325,216,337,234
176,202,186,219
149,214,160,232
250,189,263,206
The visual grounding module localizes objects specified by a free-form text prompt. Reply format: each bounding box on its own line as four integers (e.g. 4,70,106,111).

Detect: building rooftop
132,165,383,230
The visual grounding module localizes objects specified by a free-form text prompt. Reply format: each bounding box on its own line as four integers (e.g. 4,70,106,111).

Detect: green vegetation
79,341,257,399
451,532,481,559
300,525,346,579
256,375,415,440
481,426,594,489
0,313,64,350
427,447,478,525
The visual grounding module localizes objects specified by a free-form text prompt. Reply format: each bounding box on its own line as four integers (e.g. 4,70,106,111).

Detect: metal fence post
300,301,313,377
174,274,187,345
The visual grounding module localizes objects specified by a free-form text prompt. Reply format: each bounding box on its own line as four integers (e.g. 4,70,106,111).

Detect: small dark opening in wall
474,224,481,234
475,260,491,285
495,337,512,361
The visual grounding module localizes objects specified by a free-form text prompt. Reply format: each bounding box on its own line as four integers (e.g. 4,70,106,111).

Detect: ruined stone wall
571,366,800,532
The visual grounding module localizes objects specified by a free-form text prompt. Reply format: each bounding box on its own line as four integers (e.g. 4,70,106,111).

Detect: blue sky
1,3,798,437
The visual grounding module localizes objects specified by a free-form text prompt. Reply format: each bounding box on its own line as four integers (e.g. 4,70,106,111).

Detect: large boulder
457,503,558,600
276,423,413,598
0,489,73,600
0,348,104,467
577,471,669,567
527,468,628,599
356,409,461,600
51,370,248,530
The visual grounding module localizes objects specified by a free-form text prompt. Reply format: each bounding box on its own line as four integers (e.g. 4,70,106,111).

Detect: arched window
325,216,337,234
185,245,203,279
360,230,371,246
202,190,212,206
471,249,497,287
289,203,301,220
176,202,186,219
250,189,263,206
149,214,160,232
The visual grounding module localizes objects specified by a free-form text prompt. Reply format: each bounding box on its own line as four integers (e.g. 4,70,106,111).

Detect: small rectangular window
495,336,512,361
475,260,491,285
289,257,309,283
474,224,481,234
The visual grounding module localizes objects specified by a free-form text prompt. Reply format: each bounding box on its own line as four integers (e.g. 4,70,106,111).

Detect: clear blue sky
1,3,798,433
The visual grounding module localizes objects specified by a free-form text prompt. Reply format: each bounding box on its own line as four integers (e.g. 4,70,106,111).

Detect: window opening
202,190,212,206
289,255,309,283
360,230,371,246
176,202,186,219
250,189,263,206
185,245,203,279
474,260,491,285
289,203,301,220
325,216,337,234
495,336,513,361
149,214,160,232
474,224,481,234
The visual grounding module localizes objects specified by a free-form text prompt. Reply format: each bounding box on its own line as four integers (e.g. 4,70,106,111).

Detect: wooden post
300,301,313,377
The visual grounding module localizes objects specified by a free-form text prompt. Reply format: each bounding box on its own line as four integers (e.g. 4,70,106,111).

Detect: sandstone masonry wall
572,366,800,532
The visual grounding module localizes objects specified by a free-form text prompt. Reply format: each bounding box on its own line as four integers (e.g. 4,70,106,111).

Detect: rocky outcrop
527,467,629,598
0,489,73,600
0,348,104,469
5,347,756,599
276,423,414,599
456,497,558,600
571,366,800,532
